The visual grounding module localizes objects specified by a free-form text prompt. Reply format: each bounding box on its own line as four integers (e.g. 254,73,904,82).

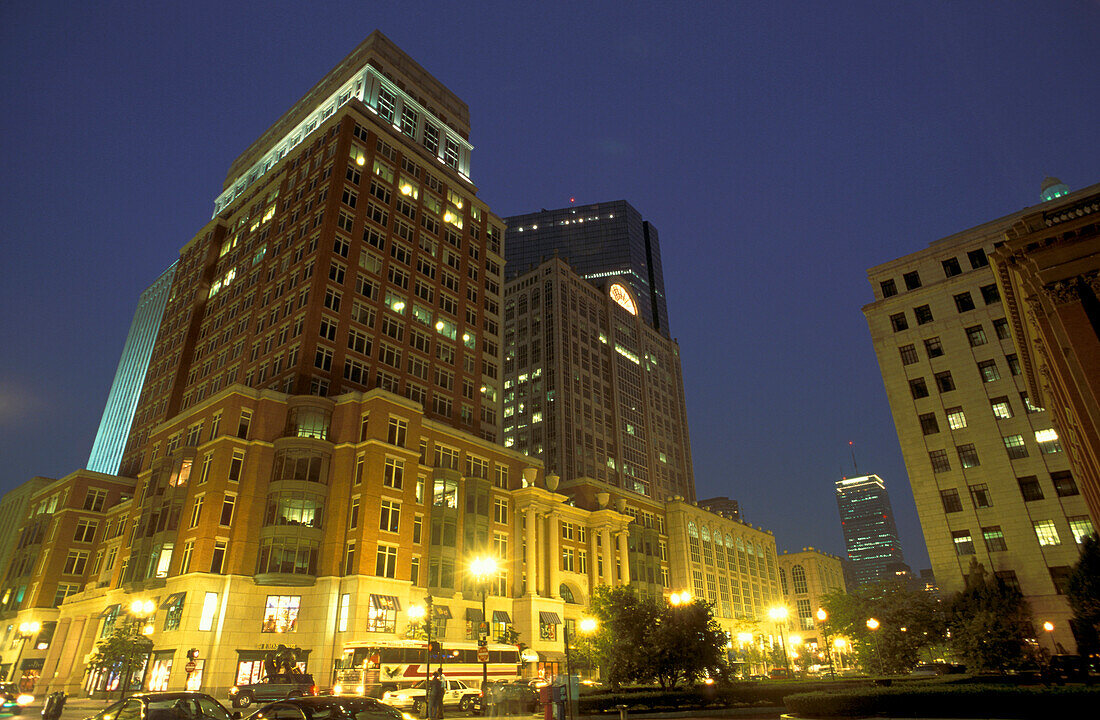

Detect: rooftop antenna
849,440,858,473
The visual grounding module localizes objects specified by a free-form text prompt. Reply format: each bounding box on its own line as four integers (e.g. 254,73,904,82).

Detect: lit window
946,407,967,429
1035,428,1062,454
1033,519,1061,547
261,595,300,633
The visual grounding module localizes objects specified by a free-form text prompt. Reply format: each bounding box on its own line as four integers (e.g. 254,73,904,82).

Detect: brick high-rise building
119,30,506,477
863,183,1097,651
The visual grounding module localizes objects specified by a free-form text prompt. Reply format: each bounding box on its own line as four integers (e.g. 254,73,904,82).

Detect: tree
947,559,1035,672
1066,533,1100,654
587,586,728,688
87,623,152,699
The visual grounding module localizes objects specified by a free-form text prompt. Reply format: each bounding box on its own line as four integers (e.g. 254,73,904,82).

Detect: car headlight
402,714,417,720
17,695,34,706
333,685,343,695
355,686,364,695
229,686,239,695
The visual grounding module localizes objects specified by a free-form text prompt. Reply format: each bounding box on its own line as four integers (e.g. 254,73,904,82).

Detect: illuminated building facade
834,475,905,587
863,186,1095,651
777,548,846,650
88,263,178,475
502,257,695,501
504,201,670,337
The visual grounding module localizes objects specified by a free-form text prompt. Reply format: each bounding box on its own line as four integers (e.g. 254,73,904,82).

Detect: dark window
890,312,908,332
957,443,980,468
952,530,975,556
980,283,1000,304
924,337,944,358
899,344,919,365
909,378,929,399
903,271,922,290
995,570,1020,591
993,318,1010,340
880,279,898,298
935,371,955,393
1017,476,1044,502
942,258,962,277
982,526,1007,552
929,449,951,473
969,483,992,508
914,305,934,325
1006,354,1021,376
919,412,939,435
1049,566,1072,595
954,292,975,313
967,248,989,269
940,489,963,513
965,325,987,347
978,359,1000,383
1051,471,1079,497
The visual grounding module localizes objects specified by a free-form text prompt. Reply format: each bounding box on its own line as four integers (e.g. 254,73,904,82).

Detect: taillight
311,686,318,696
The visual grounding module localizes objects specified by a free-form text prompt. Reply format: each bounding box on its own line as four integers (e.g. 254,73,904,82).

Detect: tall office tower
503,257,695,500
504,201,670,337
834,475,906,587
87,263,178,474
119,31,506,477
991,181,1100,524
698,496,742,520
864,186,1095,652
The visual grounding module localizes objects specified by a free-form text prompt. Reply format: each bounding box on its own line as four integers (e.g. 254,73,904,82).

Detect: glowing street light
865,618,884,675
816,608,836,678
564,618,597,720
469,556,499,692
669,591,692,606
767,606,792,677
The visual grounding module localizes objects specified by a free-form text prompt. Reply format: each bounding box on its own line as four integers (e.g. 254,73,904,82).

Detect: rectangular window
982,526,1007,552
74,519,97,543
995,571,1020,591
965,325,987,347
380,499,400,533
84,488,107,512
978,359,1000,383
909,378,929,399
211,540,227,573
180,540,194,574
942,257,962,277
262,595,300,633
914,305,934,325
898,344,919,365
935,371,955,393
993,318,1010,340
413,515,423,544
229,451,244,482
220,494,236,526
1033,519,1061,546
63,550,89,575
957,443,980,468
968,483,992,508
990,397,1013,419
1006,354,1021,376
190,495,204,528
1003,434,1028,459
967,248,988,269
387,417,408,447
375,545,398,578
945,406,966,429
954,292,975,313
903,271,921,290
980,283,1000,304
1036,428,1063,454
1069,515,1096,544
918,412,939,435
1052,471,1078,497
952,530,975,555
890,312,908,332
924,336,944,358
237,409,252,439
1017,476,1044,502
494,498,508,524
929,449,951,473
199,592,219,631
338,593,351,632
940,489,963,513
383,457,404,489
880,279,897,297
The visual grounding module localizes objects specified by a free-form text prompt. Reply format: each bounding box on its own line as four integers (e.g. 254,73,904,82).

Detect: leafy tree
87,622,152,698
650,598,728,688
1066,533,1100,654
947,559,1034,672
588,586,660,688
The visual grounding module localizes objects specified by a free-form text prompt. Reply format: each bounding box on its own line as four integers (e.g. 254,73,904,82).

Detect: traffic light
187,648,200,661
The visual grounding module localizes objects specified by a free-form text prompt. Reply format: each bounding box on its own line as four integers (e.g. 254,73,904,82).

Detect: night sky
3,2,1099,570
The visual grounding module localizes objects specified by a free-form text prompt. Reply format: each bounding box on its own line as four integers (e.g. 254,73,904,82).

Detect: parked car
767,668,791,680
83,692,237,720
0,683,33,714
381,679,479,714
471,681,540,716
247,696,403,720
229,674,318,708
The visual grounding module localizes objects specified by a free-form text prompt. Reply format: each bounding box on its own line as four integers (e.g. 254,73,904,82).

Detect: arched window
701,526,711,542
779,567,789,595
792,565,808,594
559,583,576,604
688,522,698,537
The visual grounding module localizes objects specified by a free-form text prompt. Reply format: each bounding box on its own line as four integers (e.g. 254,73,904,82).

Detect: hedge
577,681,868,713
782,684,1100,718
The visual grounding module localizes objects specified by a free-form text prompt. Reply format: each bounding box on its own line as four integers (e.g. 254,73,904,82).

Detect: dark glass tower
504,201,670,336
834,474,905,587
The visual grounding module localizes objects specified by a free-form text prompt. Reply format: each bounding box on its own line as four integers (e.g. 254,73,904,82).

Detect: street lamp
9,621,41,686
563,618,597,720
816,608,836,678
1043,621,1055,653
833,637,847,671
767,606,792,677
865,618,883,676
668,591,692,606
130,600,156,693
470,557,498,693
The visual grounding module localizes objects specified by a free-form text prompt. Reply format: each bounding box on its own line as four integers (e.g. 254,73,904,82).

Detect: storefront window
262,595,301,633
163,593,185,631
185,660,205,691
148,651,174,691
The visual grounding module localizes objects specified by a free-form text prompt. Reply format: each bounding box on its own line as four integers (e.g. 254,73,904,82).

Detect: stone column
601,528,614,586
547,513,560,598
618,531,632,585
588,527,600,588
525,507,538,596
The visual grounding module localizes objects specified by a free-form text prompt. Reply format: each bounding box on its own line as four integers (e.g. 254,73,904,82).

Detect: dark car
0,682,31,714
229,675,318,708
472,681,540,716
246,696,404,720
83,692,237,720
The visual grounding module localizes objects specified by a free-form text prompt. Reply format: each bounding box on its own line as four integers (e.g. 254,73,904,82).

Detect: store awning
160,592,186,609
432,605,452,619
98,603,120,618
465,608,484,622
370,594,401,611
539,611,561,625
492,610,511,623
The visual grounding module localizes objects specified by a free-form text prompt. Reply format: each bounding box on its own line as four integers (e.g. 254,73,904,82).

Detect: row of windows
950,515,1093,558
898,319,1011,366
879,248,989,298
907,355,1020,399
927,427,1062,473
939,470,1078,514
888,284,1000,331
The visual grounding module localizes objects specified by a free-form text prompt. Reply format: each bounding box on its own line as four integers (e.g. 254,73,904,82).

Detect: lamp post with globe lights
9,621,41,686
130,600,156,692
469,557,499,692
816,608,836,678
865,618,884,676
767,606,792,677
563,618,597,720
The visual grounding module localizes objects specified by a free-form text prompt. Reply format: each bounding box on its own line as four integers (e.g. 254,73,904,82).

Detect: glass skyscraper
834,474,905,587
504,200,670,336
87,262,177,474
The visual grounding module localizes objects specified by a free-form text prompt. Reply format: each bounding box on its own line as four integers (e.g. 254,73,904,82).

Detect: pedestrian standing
428,669,444,720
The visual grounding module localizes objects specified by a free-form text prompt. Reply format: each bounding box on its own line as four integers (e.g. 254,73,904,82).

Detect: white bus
332,638,521,695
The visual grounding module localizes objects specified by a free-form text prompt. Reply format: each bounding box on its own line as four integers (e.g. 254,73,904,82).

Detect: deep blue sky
3,1,1098,569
